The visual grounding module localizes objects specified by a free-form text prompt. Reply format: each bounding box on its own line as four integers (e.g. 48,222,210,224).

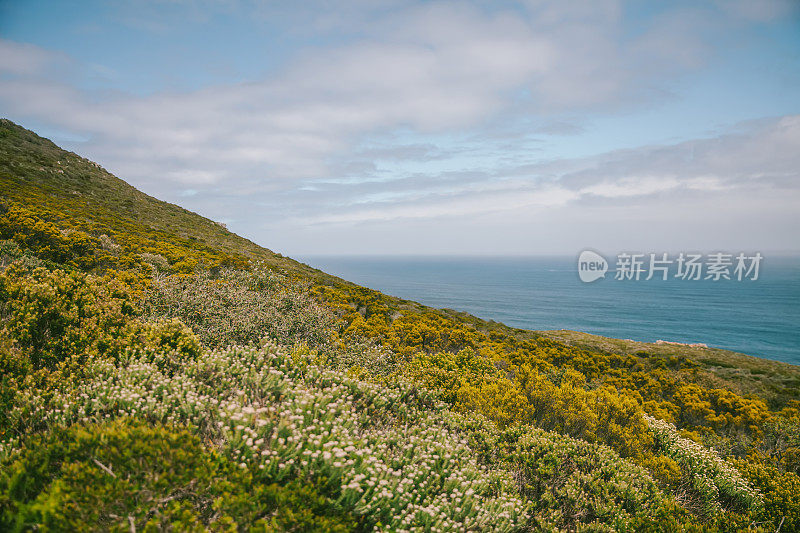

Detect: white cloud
297,185,578,225
714,0,798,22
580,177,682,198
278,115,800,228
0,1,722,190
0,39,67,77
1,2,798,254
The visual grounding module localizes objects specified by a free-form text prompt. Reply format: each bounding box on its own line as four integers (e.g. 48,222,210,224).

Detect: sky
1,0,799,256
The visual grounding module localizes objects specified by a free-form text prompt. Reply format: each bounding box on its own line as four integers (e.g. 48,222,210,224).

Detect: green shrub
0,418,362,532
733,459,800,532
2,343,530,531
0,204,100,270
139,317,203,374
142,266,335,350
510,427,684,531
0,419,247,531
0,264,138,374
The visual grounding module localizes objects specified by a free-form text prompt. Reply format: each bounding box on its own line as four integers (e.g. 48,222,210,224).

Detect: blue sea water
297,255,800,366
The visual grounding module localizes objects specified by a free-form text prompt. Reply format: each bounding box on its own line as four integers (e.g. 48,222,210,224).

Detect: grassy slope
2,117,798,402
539,329,800,409
0,118,333,280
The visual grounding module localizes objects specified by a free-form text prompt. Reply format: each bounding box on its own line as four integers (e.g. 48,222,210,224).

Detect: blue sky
1,0,799,255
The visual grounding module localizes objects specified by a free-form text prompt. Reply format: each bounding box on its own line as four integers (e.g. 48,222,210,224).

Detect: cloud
1,1,797,254
353,143,449,163
0,39,72,78
560,114,800,194
296,184,579,225
714,0,798,22
580,177,682,198
282,114,800,225
0,1,730,191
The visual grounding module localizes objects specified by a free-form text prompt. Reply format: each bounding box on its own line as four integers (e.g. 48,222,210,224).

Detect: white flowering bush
142,265,337,350
142,265,399,378
3,332,710,531
646,415,762,518
1,341,528,531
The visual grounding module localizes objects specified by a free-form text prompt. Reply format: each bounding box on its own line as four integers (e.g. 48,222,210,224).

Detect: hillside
538,330,800,412
3,118,797,409
0,118,336,280
1,119,799,531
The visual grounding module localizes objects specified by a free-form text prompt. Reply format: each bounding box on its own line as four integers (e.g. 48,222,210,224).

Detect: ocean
297,255,800,366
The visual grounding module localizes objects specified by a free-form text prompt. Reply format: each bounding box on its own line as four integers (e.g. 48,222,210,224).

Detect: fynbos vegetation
2,120,799,531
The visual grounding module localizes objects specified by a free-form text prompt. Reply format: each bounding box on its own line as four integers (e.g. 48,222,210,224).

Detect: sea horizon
297,254,800,365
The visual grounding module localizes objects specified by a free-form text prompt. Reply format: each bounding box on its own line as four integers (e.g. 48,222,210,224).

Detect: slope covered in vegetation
1,119,799,531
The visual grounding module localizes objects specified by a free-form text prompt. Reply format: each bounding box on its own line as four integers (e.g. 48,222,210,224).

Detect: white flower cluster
645,415,762,516
2,341,529,531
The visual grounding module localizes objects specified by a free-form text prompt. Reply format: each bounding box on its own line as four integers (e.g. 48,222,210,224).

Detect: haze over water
299,255,800,365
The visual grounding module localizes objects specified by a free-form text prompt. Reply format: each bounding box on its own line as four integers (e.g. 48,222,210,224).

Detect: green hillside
2,119,799,531
0,119,343,279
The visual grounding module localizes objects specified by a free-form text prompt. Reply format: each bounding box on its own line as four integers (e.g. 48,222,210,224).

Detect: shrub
142,266,336,350
0,264,138,374
732,458,800,532
510,427,680,531
1,342,532,531
139,318,203,374
404,350,656,462
0,204,98,270
0,419,248,531
647,415,761,518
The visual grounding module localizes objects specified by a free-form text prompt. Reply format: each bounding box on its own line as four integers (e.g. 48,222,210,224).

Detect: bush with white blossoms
1,341,528,531
141,265,337,350
142,264,398,377
646,414,762,518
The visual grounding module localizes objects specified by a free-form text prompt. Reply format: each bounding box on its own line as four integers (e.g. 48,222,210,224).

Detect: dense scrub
142,266,337,349
0,264,704,531
2,119,800,530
